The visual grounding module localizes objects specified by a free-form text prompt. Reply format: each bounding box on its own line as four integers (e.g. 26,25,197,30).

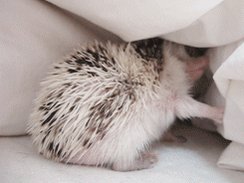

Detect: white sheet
1,125,244,183
46,0,223,44
163,0,244,47
212,40,244,171
46,0,244,47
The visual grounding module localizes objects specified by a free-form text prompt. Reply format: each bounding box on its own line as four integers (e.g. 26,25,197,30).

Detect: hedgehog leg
112,151,158,171
175,96,224,124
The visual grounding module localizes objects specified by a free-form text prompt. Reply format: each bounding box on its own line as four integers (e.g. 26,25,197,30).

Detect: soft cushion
0,0,118,135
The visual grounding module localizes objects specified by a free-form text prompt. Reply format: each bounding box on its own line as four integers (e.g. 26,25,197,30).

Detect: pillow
0,0,118,136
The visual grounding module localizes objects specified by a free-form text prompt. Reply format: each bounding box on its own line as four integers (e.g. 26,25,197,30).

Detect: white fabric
193,40,244,171
211,40,244,171
0,0,119,135
45,0,222,43
46,0,244,47
218,142,244,170
163,0,244,47
1,125,244,183
1,0,244,173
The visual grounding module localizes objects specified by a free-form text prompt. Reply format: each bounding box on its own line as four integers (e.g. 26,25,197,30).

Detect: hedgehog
27,38,223,171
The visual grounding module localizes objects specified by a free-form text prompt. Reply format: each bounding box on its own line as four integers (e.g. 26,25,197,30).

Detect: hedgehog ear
164,41,190,61
125,42,137,54
163,40,175,59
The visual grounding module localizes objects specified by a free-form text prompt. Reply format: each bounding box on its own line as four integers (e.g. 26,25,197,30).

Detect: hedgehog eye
184,46,208,58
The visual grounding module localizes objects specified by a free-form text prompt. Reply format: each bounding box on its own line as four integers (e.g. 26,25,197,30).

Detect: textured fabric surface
1,125,244,183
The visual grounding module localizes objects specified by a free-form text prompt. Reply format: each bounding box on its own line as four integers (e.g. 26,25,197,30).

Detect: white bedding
46,0,244,47
212,40,244,170
1,125,244,183
1,0,244,175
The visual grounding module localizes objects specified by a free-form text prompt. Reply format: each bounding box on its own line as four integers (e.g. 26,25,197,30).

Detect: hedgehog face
169,42,208,62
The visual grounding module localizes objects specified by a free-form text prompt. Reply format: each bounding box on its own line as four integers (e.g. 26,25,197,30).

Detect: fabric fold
46,0,224,42
218,142,244,171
